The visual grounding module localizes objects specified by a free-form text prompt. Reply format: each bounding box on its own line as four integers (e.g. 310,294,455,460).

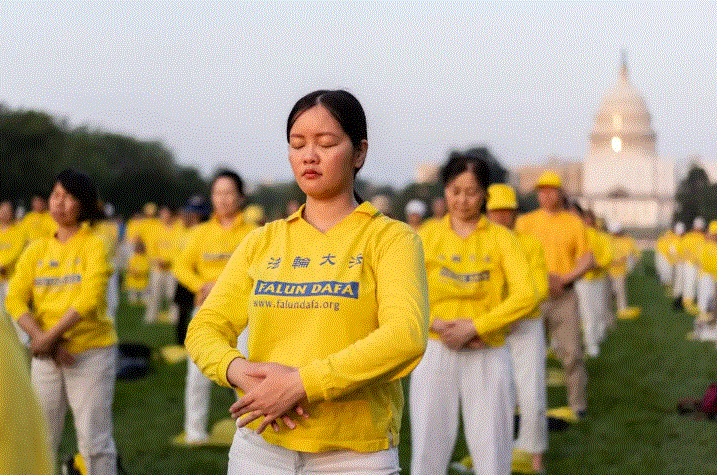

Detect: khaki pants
32,345,118,475
229,428,399,475
542,288,587,413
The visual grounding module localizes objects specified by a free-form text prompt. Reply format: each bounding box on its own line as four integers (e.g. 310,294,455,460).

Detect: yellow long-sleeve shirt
515,209,590,277
517,231,549,311
584,228,614,280
700,240,717,279
21,211,56,243
0,313,53,475
186,202,429,453
0,223,26,282
124,252,150,291
609,235,638,277
173,214,256,293
6,226,116,354
419,215,537,347
681,231,706,265
148,222,177,267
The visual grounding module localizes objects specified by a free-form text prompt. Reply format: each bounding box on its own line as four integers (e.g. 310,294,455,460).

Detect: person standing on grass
485,183,549,474
173,169,256,445
6,169,118,475
410,153,536,475
186,89,429,474
515,171,594,418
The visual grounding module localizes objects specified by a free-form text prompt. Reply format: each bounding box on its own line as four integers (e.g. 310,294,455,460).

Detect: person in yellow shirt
173,169,256,445
694,221,717,340
515,171,594,417
486,184,549,474
6,169,118,475
607,222,638,317
655,228,675,287
145,206,179,324
21,195,57,243
124,240,150,304
186,90,429,474
410,156,536,475
0,311,53,475
671,222,687,309
0,201,27,341
572,207,614,357
92,203,120,323
173,203,200,346
681,217,706,313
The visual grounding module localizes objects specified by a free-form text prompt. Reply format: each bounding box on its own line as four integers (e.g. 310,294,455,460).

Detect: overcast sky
1,1,715,188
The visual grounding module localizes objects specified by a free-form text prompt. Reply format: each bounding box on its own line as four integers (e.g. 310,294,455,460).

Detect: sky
1,1,715,189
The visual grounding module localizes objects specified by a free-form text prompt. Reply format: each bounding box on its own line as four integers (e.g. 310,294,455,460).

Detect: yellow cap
143,202,157,217
243,204,265,224
709,220,717,235
486,184,518,211
535,171,562,189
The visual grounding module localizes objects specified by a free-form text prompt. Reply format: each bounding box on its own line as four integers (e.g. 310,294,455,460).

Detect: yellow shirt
700,240,717,279
517,232,549,310
0,223,26,282
0,314,53,475
92,220,119,270
419,215,537,347
21,211,56,243
681,231,706,264
124,252,150,291
656,231,673,260
174,214,256,293
515,209,590,276
609,235,638,277
6,227,116,354
186,202,429,453
149,222,177,267
583,228,613,280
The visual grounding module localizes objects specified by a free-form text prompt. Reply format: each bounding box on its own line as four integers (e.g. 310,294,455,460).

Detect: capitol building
512,57,676,230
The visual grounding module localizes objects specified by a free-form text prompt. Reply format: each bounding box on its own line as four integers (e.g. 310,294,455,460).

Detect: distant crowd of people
1,90,647,475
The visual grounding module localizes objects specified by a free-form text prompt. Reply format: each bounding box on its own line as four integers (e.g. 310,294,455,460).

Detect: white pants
683,262,698,303
145,268,178,323
409,340,513,475
184,308,249,442
507,317,547,454
106,271,120,324
32,345,118,475
697,273,715,315
575,278,607,357
228,427,399,474
610,274,628,313
654,253,672,286
673,261,685,298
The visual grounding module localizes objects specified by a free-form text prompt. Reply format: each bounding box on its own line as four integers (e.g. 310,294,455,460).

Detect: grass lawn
56,252,717,474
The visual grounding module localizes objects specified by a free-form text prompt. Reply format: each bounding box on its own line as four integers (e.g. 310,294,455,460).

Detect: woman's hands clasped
227,359,309,434
432,318,487,351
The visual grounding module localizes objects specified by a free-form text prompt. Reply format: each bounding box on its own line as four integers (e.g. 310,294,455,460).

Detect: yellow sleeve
173,227,204,293
526,237,549,303
185,230,257,387
0,227,25,269
299,231,429,403
574,220,590,262
474,229,537,336
71,238,109,316
5,242,42,320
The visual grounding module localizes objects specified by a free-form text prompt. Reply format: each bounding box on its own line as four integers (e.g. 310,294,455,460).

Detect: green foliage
674,165,714,227
0,106,207,217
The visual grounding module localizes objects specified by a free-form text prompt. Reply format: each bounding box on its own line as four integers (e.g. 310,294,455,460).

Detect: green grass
56,253,717,474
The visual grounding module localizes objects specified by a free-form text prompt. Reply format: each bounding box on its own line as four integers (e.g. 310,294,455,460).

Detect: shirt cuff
217,349,245,388
298,361,325,403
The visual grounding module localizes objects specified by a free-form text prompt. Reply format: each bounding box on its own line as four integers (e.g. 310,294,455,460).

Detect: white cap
694,216,706,231
103,203,115,218
674,221,686,235
405,199,427,217
607,220,622,235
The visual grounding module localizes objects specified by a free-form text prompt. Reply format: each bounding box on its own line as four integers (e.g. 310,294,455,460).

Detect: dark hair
211,169,245,197
441,151,490,191
55,169,102,224
287,90,367,203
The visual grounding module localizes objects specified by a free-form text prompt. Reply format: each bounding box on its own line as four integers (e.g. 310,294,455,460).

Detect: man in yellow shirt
655,228,675,287
145,206,179,324
607,222,639,318
486,184,549,473
682,217,706,314
515,171,594,417
671,222,687,310
694,221,717,341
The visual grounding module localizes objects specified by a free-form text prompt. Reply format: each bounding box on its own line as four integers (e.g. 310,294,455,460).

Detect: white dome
590,58,656,156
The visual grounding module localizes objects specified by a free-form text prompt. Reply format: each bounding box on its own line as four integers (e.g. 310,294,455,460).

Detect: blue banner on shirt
255,280,359,299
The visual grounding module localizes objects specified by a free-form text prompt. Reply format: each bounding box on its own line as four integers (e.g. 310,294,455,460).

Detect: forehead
212,176,238,193
290,105,343,134
446,169,480,188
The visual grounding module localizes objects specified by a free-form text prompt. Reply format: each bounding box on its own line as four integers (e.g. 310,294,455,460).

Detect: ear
353,139,368,171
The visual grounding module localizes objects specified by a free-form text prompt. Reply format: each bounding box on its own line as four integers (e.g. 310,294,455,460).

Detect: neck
56,223,80,243
450,214,481,238
303,190,358,233
217,213,237,229
542,205,562,214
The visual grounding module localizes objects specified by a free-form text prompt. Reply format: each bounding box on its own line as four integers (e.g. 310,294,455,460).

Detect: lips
302,169,321,179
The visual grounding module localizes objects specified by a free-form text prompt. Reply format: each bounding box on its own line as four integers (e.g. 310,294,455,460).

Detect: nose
302,143,319,164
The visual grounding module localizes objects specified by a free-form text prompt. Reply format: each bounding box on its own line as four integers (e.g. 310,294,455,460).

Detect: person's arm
172,227,204,293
